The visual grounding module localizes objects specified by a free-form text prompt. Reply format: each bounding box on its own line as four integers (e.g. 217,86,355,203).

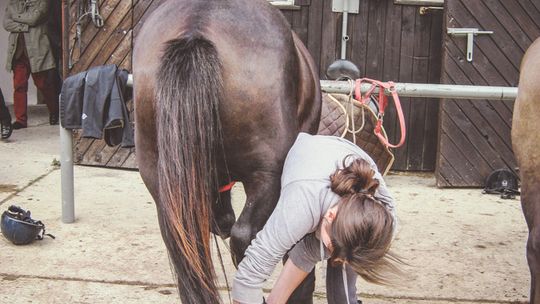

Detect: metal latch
447,28,493,62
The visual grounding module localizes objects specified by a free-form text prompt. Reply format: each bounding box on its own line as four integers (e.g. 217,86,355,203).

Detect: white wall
0,1,37,106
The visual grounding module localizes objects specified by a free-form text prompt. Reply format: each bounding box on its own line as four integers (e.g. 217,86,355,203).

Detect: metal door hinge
447,28,493,62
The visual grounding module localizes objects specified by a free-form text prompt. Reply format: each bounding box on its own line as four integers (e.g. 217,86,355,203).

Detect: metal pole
341,10,349,59
60,102,75,223
320,80,519,101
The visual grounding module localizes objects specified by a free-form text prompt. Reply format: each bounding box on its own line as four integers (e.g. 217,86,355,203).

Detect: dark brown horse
132,1,321,302
512,37,540,303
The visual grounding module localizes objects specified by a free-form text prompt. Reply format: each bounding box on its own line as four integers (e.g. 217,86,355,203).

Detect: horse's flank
512,37,540,303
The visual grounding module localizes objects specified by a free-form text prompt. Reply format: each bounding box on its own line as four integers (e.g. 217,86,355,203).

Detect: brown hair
329,156,402,284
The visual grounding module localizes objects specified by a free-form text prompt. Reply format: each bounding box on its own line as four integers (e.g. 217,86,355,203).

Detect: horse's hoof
229,224,254,266
211,214,235,239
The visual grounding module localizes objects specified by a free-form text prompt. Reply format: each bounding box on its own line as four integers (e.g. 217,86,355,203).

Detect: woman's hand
266,259,309,304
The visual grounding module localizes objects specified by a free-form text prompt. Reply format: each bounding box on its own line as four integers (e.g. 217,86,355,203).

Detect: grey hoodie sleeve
232,181,325,304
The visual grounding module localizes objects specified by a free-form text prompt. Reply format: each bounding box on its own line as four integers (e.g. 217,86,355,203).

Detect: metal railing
60,76,518,223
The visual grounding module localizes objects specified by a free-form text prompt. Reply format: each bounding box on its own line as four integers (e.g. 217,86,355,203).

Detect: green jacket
3,0,56,73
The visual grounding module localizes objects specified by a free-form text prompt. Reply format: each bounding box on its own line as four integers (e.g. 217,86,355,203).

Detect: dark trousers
12,52,58,125
0,88,11,123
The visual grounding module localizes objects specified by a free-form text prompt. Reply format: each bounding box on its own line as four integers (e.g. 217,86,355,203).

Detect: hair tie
357,189,371,196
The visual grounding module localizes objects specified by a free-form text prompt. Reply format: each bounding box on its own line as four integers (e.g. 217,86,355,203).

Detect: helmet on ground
1,205,54,245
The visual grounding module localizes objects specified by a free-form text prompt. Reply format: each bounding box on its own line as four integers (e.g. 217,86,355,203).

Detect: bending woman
232,133,399,304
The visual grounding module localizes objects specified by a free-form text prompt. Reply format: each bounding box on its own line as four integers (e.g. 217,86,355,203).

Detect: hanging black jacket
60,64,134,148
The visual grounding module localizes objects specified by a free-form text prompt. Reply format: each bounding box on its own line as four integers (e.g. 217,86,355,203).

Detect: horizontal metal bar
320,80,518,101
127,75,518,101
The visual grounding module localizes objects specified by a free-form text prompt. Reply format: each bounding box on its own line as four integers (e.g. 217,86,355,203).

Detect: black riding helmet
1,205,55,245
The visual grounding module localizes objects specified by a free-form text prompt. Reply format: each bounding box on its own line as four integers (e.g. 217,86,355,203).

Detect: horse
132,0,322,302
512,37,540,303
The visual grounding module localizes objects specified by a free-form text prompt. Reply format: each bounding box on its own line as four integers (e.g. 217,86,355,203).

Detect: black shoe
12,121,27,130
1,120,12,139
49,113,59,125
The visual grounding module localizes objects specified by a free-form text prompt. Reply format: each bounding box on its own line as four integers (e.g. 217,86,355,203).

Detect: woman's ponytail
330,155,379,197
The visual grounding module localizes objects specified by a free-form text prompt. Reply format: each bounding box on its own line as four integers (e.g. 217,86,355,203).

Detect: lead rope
345,78,366,145
319,237,326,286
213,233,232,304
342,264,350,304
320,239,350,303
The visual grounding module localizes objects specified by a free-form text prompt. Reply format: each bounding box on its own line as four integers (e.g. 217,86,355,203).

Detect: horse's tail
155,35,223,304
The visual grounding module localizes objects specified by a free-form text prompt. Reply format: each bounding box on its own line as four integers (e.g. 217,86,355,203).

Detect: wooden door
436,0,539,187
282,0,444,171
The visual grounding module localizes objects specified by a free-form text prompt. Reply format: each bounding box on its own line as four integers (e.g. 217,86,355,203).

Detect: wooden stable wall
281,0,444,171
436,0,538,187
68,0,442,171
66,0,166,168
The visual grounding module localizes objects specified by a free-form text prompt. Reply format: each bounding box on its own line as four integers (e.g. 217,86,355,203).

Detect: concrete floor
0,105,530,304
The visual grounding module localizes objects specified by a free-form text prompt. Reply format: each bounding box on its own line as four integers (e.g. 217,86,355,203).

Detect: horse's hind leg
520,181,540,303
229,171,281,266
211,189,235,239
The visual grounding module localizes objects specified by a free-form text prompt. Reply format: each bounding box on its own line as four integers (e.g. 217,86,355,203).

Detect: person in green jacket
3,0,59,129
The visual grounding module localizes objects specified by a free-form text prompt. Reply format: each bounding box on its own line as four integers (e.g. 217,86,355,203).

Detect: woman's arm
232,182,323,304
3,4,28,32
266,259,309,304
11,0,49,27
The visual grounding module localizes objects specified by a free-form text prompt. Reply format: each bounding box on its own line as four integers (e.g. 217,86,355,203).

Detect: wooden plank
96,145,122,165
485,1,532,53
73,133,95,164
382,3,402,82
81,138,108,166
437,128,482,186
445,39,513,122
121,151,138,169
68,0,123,74
444,99,508,172
444,56,514,162
406,11,432,170
306,0,323,74
349,0,370,76
422,10,443,171
364,0,387,79
319,0,339,76
448,2,519,85
88,17,132,68
523,0,540,26
71,0,133,73
463,1,523,70
392,6,416,170
379,2,402,158
436,154,463,187
106,147,132,167
288,6,309,44
119,52,132,71
501,0,540,43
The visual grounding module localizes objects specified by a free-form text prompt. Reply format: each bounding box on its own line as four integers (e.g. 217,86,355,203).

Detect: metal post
341,4,349,59
60,102,75,223
320,80,518,101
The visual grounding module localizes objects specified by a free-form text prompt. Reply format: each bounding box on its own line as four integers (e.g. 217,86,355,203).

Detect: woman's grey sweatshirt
232,133,395,304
